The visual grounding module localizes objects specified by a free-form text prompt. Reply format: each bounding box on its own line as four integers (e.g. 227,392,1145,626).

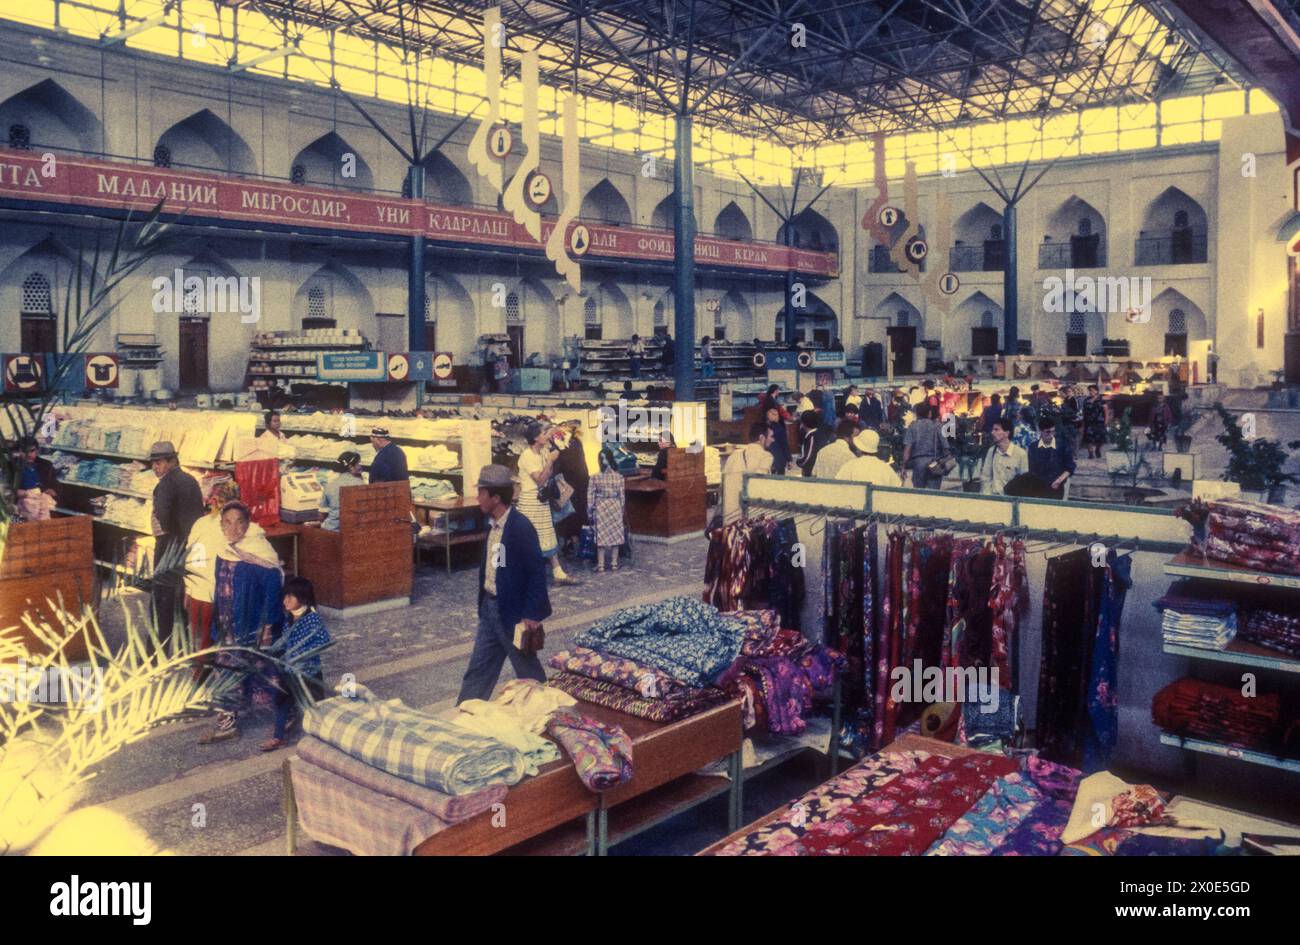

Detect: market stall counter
625,447,707,540
297,481,413,615
0,514,94,659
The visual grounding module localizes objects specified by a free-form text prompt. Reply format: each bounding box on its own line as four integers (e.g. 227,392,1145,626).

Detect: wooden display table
413,497,487,574
284,697,743,856
0,515,95,659
297,482,412,615
625,448,706,540
263,521,303,576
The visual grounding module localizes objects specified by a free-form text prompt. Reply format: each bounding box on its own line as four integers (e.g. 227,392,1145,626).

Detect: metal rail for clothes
738,475,1191,556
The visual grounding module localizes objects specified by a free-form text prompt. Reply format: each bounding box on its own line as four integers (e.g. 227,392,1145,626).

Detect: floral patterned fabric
546,671,729,722
547,646,696,701
790,752,1018,856
544,708,633,792
925,772,1043,856
575,596,744,687
708,750,930,856
1085,551,1131,770
703,517,805,628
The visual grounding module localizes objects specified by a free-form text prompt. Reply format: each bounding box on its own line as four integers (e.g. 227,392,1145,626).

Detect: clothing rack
739,474,1190,556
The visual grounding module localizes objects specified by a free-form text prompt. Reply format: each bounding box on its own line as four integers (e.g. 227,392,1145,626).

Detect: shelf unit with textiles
244,329,368,390
1156,545,1300,773
1157,734,1300,774
265,414,493,504
43,404,253,576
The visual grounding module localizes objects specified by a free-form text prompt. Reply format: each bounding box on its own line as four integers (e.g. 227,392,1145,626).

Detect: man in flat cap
149,440,205,646
457,464,552,703
368,426,408,483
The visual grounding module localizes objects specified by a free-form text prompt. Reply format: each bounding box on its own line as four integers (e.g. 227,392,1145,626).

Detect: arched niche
580,178,632,225
154,109,256,174
290,132,374,190
0,79,101,153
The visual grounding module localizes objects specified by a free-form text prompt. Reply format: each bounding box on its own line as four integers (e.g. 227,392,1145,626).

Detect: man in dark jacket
861,390,885,429
458,464,553,703
14,436,58,506
368,426,409,482
796,410,833,477
149,440,205,645
1026,417,1076,499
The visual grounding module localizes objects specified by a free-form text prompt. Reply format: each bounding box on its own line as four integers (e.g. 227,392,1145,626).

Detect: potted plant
1213,404,1300,503
1105,406,1138,473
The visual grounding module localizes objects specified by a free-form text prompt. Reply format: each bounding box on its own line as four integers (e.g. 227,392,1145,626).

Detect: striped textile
302,684,525,796
296,736,507,822
289,757,446,856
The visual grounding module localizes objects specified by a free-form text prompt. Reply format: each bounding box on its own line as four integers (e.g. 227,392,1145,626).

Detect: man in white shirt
979,417,1029,495
812,419,860,479
722,422,774,524
836,429,902,487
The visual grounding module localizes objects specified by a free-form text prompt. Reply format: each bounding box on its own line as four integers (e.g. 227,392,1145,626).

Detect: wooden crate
0,516,94,659
298,482,413,609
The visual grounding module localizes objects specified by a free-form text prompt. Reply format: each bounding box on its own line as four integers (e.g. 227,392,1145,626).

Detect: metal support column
784,232,798,347
407,164,427,353
1003,203,1018,355
673,114,697,401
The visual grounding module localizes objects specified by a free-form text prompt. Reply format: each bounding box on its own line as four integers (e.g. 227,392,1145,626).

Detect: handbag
551,474,575,509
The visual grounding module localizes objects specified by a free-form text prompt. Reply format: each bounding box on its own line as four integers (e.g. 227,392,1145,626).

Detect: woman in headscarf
198,500,284,744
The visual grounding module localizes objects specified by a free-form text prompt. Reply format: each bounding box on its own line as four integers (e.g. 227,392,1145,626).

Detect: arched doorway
154,109,256,174
290,132,374,190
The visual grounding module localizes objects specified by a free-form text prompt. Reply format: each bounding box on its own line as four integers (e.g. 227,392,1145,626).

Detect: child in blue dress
261,576,331,752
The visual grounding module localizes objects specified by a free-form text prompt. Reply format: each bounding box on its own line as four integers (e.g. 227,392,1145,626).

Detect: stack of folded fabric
716,609,842,736
290,736,507,856
1152,677,1281,750
548,596,742,721
1239,606,1300,659
302,684,526,793
1154,581,1237,650
292,684,531,855
450,680,574,775
547,647,731,722
1201,499,1300,576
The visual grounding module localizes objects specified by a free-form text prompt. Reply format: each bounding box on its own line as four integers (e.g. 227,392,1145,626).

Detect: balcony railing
1135,232,1207,265
1038,237,1106,269
949,242,1005,272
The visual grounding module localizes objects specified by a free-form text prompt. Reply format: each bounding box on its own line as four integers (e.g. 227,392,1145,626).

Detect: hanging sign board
4,354,44,392
85,353,120,388
387,353,411,382
318,350,386,382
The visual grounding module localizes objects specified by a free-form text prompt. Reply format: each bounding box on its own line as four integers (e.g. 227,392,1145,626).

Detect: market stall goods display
301,684,527,795
1239,607,1300,659
1194,499,1300,576
289,735,509,856
1152,677,1284,752
1155,581,1237,650
707,739,1231,857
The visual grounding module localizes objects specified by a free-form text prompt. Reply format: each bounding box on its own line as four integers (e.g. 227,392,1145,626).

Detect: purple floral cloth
548,646,696,701
544,708,633,792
